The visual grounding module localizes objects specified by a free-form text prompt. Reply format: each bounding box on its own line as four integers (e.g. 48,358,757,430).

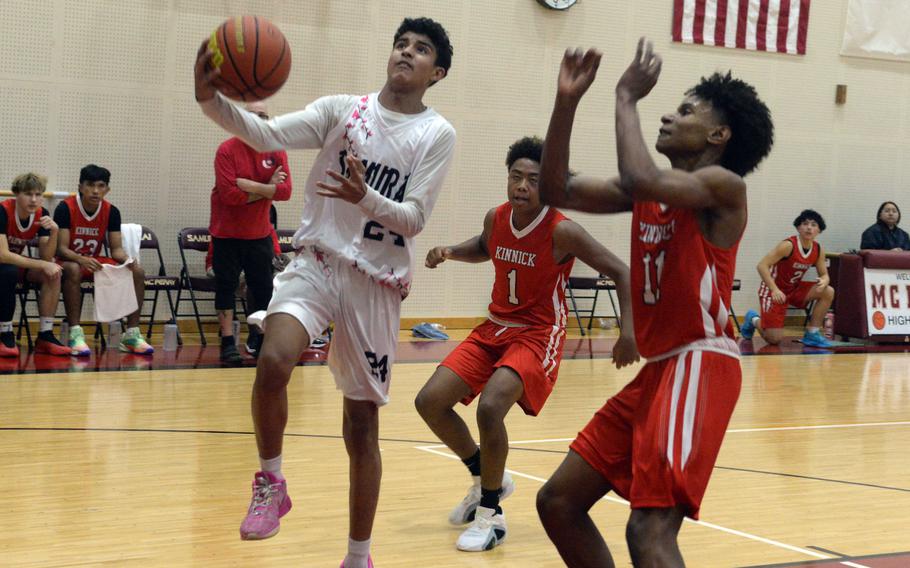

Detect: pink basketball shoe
340,555,374,568
239,471,292,540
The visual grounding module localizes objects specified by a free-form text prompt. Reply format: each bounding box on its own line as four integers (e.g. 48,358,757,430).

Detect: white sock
344,537,371,568
807,327,819,334
260,455,284,480
126,326,140,336
39,317,54,332
0,321,12,333
751,316,760,327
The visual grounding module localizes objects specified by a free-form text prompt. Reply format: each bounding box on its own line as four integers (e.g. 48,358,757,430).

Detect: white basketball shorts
266,246,401,406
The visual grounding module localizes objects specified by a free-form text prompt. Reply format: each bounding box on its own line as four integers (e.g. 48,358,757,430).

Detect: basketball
208,15,292,101
872,310,886,330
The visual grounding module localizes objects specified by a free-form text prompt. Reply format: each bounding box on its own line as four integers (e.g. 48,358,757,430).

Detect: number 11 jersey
630,202,740,359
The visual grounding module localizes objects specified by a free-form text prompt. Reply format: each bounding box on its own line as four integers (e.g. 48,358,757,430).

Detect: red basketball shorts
570,349,741,519
57,256,118,280
440,319,566,416
759,280,816,329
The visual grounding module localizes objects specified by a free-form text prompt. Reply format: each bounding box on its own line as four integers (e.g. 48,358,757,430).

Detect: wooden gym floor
1,329,908,567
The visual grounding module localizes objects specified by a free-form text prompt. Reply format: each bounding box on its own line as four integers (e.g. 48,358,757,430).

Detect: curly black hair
793,209,826,232
687,71,773,177
505,136,543,169
394,17,453,76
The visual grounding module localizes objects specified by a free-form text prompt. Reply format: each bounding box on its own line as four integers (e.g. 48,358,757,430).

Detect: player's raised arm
540,49,633,214
614,39,739,208
425,208,494,268
613,37,775,227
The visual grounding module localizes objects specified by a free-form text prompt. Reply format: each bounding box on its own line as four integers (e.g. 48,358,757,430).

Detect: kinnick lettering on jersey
75,227,101,237
638,220,676,244
495,246,536,267
792,262,812,270
339,150,409,203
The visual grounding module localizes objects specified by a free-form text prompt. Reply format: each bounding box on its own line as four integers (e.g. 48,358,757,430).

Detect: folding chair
276,228,295,254
14,238,40,349
137,226,180,342
729,279,742,329
13,238,108,349
566,274,621,337
175,228,246,346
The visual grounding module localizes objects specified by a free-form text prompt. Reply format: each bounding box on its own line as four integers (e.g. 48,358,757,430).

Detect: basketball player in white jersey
195,17,456,568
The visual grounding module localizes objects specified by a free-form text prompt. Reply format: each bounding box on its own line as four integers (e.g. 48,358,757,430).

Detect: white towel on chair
93,259,139,322
120,223,143,264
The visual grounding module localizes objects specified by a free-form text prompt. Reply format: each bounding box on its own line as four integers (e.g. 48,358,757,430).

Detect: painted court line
726,420,910,433
414,445,870,568
486,420,910,448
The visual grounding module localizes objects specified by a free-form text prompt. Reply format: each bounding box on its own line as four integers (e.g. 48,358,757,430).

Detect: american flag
672,0,811,55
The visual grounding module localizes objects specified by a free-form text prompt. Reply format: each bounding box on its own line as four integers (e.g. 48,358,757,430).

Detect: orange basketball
208,16,292,101
872,310,886,330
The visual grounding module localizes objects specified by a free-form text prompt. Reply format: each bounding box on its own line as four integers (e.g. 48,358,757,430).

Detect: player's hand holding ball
195,15,292,102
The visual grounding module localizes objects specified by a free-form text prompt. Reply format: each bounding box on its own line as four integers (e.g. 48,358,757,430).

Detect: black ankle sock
479,487,501,512
221,335,235,348
38,330,58,343
0,331,15,348
462,449,481,477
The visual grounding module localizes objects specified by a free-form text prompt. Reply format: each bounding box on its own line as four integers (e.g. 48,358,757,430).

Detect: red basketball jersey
64,195,111,256
2,200,46,255
487,204,575,327
631,202,740,358
760,235,819,296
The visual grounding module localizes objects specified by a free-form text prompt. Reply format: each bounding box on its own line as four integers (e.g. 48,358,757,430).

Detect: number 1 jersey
487,204,574,327
630,202,740,359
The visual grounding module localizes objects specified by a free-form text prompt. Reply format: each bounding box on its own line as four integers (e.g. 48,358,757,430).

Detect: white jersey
200,92,456,297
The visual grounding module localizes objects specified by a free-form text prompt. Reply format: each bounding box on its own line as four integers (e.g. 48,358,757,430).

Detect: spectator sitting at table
860,201,910,251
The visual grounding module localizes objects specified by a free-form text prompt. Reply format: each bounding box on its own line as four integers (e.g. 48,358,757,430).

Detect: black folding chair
174,228,247,346
729,279,742,329
566,274,621,337
137,226,181,343
14,238,41,349
276,228,295,254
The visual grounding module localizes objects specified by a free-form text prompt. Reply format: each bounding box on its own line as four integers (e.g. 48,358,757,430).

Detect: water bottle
108,320,122,347
823,312,835,340
59,322,69,342
233,320,241,346
163,323,179,352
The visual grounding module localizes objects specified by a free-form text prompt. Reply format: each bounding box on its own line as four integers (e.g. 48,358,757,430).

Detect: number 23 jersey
54,195,116,257
631,202,740,359
761,235,819,296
